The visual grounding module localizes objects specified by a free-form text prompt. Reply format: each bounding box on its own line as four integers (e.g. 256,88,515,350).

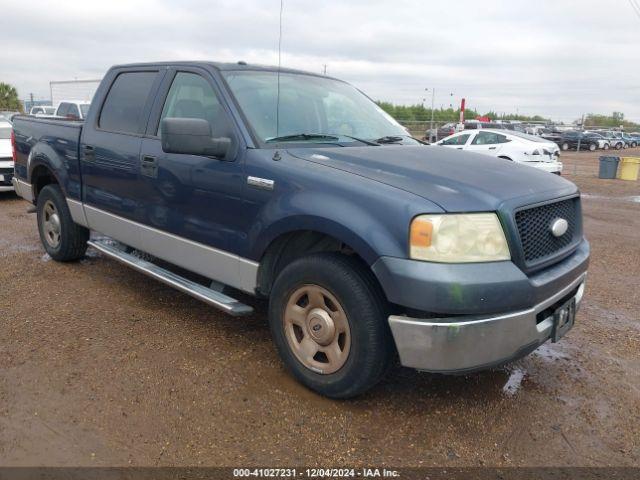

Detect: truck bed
12,115,84,200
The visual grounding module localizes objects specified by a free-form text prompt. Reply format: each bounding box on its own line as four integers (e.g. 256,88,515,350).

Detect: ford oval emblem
550,218,568,237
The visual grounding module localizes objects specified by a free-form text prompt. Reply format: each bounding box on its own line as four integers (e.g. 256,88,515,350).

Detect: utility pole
429,88,435,142
576,113,584,152
322,64,327,75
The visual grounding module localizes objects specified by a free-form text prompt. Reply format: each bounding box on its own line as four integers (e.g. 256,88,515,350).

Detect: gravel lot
0,149,638,467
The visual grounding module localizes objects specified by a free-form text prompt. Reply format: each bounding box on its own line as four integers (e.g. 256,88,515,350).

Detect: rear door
81,68,164,226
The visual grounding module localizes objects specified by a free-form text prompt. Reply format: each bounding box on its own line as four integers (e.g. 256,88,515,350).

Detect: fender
28,142,74,198
249,190,410,265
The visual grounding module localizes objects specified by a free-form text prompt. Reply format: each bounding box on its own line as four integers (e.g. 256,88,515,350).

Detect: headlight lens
410,213,510,262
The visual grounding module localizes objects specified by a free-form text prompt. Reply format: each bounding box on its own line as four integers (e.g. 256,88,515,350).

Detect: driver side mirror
161,117,231,159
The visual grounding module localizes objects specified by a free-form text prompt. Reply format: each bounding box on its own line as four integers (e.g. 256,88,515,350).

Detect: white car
436,129,562,174
584,131,610,150
55,101,91,120
29,106,57,116
0,120,14,192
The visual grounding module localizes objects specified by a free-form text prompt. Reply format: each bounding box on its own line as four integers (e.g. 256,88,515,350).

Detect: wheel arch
254,219,391,297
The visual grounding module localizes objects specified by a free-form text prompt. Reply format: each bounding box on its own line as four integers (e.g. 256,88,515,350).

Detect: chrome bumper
11,178,33,202
388,273,586,372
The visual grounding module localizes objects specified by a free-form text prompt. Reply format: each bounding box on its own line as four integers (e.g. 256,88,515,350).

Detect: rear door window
472,131,500,145
99,71,158,134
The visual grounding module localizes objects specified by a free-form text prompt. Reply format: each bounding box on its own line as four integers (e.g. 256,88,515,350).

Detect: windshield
80,104,90,117
222,70,415,145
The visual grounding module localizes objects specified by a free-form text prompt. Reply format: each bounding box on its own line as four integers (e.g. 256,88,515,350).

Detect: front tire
603,143,610,150
589,143,596,151
268,253,394,398
37,184,89,261
561,142,569,151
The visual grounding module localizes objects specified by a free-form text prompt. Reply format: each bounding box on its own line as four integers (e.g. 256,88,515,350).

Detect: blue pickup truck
11,61,589,398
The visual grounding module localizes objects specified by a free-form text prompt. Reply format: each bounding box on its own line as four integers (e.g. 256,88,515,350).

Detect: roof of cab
110,61,337,80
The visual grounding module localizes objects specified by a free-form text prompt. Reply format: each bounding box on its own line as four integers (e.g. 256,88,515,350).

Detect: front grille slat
515,198,579,265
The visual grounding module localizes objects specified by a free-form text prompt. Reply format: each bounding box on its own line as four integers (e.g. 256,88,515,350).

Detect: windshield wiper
266,133,340,143
374,135,405,144
266,132,380,146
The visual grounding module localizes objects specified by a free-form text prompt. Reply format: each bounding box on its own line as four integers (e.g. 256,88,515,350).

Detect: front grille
515,198,579,265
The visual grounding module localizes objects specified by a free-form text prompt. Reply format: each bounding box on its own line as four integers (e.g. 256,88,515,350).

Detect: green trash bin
598,156,619,179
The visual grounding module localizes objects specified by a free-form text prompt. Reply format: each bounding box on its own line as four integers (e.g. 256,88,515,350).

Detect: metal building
50,79,101,108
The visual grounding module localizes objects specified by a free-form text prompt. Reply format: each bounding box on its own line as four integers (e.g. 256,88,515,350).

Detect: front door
139,69,248,256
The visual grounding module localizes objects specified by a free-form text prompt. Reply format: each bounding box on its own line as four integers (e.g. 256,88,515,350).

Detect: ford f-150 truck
11,61,589,398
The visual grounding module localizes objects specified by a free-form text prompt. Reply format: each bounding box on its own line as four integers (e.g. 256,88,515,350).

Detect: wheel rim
42,200,61,248
283,284,351,374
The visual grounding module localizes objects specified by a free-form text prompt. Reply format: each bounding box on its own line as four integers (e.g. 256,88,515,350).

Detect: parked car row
541,130,640,151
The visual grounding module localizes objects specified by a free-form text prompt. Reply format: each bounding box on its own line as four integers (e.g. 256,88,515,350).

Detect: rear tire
589,143,596,151
603,143,610,150
561,142,569,151
268,253,394,398
37,185,89,261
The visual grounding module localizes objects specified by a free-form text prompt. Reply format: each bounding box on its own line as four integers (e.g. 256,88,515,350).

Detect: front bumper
388,273,585,372
373,238,590,372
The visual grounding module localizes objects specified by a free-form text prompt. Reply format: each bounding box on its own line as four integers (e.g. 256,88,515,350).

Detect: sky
2,0,639,122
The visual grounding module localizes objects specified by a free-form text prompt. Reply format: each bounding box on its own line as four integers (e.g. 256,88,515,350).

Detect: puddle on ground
0,239,40,254
502,367,526,396
532,343,570,363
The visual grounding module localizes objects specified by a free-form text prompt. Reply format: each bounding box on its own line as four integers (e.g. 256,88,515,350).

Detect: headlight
410,213,510,263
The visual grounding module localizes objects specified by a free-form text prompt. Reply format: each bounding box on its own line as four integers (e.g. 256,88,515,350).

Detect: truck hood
288,145,577,212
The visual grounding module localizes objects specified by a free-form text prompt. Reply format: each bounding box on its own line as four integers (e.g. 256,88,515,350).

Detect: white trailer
50,79,101,108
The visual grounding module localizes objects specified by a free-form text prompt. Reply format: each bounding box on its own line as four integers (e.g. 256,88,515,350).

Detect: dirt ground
0,148,638,468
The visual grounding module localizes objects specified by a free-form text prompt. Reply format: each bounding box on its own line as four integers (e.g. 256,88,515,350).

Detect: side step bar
87,239,254,317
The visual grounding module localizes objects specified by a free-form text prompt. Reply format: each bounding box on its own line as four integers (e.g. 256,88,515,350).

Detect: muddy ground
0,149,638,467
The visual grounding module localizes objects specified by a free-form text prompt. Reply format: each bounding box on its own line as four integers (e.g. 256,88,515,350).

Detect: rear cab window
99,71,158,134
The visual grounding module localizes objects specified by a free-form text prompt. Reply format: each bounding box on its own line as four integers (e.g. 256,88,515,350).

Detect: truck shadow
80,250,531,405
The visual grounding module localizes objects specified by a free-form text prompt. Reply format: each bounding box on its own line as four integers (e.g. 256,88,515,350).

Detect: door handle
488,146,497,150
83,145,95,162
456,147,463,150
140,155,158,178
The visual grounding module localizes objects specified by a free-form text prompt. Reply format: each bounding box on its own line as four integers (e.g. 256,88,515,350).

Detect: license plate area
552,298,576,342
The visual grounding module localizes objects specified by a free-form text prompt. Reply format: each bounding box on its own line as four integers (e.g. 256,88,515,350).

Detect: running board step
87,239,253,316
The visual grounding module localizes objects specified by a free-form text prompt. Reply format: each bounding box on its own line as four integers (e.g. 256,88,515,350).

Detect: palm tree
0,82,23,112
